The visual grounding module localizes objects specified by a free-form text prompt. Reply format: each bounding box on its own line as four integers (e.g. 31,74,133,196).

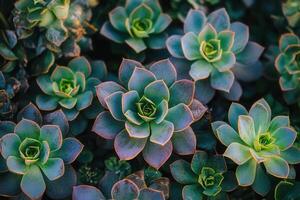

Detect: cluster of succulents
1,0,300,199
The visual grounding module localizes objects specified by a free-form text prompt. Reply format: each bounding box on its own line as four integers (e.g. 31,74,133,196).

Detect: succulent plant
98,156,132,198
282,0,300,28
274,180,300,200
100,0,172,53
167,8,264,103
170,151,237,199
36,56,106,135
0,30,27,73
93,58,206,168
12,0,94,58
275,33,300,106
0,103,83,199
212,98,300,196
110,170,169,200
0,72,22,119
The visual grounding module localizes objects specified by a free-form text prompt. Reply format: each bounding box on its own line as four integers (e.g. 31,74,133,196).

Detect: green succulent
101,0,172,53
282,0,300,28
12,0,94,59
93,59,205,169
275,33,300,106
0,118,83,199
105,156,132,179
212,98,300,196
13,0,70,40
167,8,264,103
78,164,102,186
170,151,237,199
36,57,106,134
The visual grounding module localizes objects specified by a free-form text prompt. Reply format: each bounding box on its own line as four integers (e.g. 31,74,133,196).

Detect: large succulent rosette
212,99,300,196
93,59,206,168
167,8,264,103
275,33,300,106
0,103,83,199
100,0,172,53
36,56,106,135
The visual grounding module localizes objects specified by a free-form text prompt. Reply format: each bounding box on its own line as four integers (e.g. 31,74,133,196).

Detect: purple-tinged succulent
275,33,300,107
212,99,300,196
0,103,83,199
93,59,206,168
167,8,264,103
36,56,106,135
110,170,169,200
100,0,172,53
170,151,237,199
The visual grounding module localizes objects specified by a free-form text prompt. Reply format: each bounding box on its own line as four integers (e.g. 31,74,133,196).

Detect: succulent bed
1,0,300,199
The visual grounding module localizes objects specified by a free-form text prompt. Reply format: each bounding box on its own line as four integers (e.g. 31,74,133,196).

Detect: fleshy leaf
184,9,206,34
172,127,196,155
165,103,193,131
236,159,256,186
143,141,172,169
21,165,46,200
114,130,147,160
224,142,251,165
264,157,289,178
170,160,197,184
150,120,174,146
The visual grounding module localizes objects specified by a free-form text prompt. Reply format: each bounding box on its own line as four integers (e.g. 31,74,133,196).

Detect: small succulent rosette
167,8,264,103
110,170,169,200
0,103,83,199
36,56,107,135
93,59,206,169
100,0,172,53
275,33,300,106
282,0,300,28
170,151,237,200
212,99,300,196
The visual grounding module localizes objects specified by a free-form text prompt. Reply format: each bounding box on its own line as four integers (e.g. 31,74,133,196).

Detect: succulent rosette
100,0,172,53
12,0,94,59
167,8,264,103
0,103,83,199
212,99,300,195
275,33,300,106
93,59,206,168
282,0,300,28
170,151,237,199
13,0,70,41
36,56,106,135
110,170,169,200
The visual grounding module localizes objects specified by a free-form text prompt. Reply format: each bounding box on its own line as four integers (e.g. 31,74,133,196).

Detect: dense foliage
1,0,300,199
